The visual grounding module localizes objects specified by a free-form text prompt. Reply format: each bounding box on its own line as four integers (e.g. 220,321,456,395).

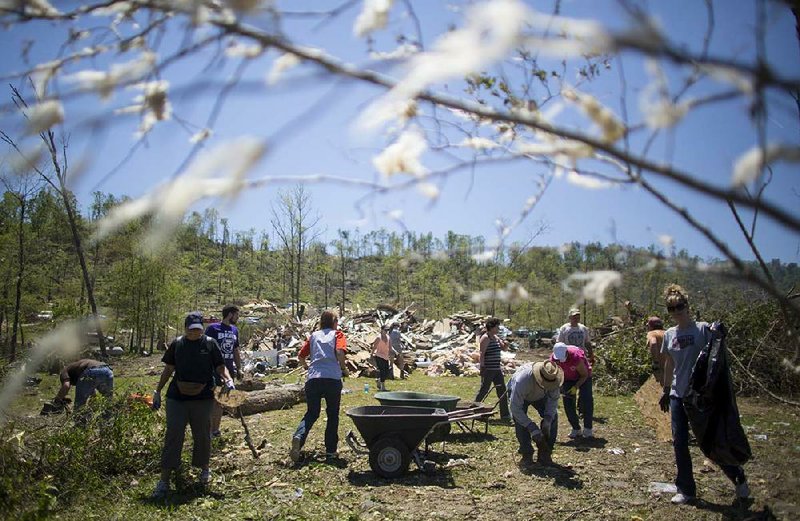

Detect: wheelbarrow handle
345,430,370,455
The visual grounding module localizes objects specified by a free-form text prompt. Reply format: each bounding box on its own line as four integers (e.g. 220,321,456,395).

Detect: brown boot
534,438,552,465
518,454,534,468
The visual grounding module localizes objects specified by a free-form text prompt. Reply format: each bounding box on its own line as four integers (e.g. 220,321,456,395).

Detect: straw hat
532,360,564,390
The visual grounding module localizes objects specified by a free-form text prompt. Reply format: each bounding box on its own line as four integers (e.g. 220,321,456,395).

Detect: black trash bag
682,321,751,467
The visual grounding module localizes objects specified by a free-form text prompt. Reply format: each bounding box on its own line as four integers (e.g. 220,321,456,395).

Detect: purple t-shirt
205,322,239,373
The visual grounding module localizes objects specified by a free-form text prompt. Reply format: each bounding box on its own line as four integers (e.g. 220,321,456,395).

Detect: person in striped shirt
474,317,511,420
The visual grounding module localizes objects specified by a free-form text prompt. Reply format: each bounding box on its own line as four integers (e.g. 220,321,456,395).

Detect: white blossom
562,87,625,143
565,170,611,190
225,41,264,59
471,282,529,305
732,144,800,187
562,270,622,305
91,2,134,16
267,53,301,85
460,137,499,150
639,59,691,129
354,0,395,37
24,100,64,134
94,137,266,252
24,0,60,16
387,209,403,220
65,52,157,99
472,250,496,263
359,0,529,129
190,128,212,144
416,182,440,200
369,43,419,61
372,128,428,177
658,234,674,248
115,80,171,137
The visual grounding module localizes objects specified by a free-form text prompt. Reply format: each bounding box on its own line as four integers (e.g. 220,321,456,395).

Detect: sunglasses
667,303,687,313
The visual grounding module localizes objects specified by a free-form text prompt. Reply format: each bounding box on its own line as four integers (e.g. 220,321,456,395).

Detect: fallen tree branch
728,349,800,408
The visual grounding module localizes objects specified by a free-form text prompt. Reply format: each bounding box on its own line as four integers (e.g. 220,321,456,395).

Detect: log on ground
233,384,306,416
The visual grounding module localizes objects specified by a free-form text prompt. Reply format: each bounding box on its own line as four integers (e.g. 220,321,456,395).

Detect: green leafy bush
594,326,652,394
0,396,162,518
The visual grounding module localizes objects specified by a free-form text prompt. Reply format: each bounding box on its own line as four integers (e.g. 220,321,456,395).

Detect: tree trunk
234,384,305,416
53,160,106,355
10,199,25,361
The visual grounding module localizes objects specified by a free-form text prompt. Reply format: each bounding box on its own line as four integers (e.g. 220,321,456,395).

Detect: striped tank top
483,336,502,371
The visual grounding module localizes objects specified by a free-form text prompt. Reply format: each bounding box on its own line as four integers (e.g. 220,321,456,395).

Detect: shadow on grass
691,497,767,520
560,436,608,452
437,431,497,444
141,484,225,509
346,468,458,489
521,461,583,489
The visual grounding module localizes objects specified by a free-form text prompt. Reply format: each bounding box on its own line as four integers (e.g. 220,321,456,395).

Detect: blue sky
0,0,798,262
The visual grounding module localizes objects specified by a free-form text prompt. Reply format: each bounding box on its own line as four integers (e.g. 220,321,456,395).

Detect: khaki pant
161,398,213,470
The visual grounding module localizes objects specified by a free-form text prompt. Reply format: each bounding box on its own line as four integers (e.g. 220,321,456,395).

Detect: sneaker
582,428,594,438
736,481,750,499
518,454,534,468
150,480,169,500
671,493,695,505
198,468,211,485
568,429,582,439
290,437,302,463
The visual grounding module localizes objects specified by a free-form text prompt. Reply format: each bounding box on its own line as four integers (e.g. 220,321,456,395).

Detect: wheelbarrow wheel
369,436,410,478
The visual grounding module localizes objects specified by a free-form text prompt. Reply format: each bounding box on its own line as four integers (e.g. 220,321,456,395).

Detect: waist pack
176,381,206,396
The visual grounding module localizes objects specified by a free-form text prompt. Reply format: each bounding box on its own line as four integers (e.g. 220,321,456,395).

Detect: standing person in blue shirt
474,317,511,421
290,310,349,464
205,305,242,438
659,284,750,505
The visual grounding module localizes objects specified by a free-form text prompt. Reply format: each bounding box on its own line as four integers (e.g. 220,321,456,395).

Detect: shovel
215,389,259,459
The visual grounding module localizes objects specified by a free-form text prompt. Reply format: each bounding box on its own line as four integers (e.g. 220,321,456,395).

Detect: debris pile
237,302,521,378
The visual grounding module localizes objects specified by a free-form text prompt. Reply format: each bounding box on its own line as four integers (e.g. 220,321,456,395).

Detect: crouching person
151,312,234,499
508,361,563,468
53,358,114,413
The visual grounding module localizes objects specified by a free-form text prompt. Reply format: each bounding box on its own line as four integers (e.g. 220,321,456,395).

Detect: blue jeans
293,378,343,454
513,398,558,456
670,397,745,496
561,376,593,430
74,366,114,408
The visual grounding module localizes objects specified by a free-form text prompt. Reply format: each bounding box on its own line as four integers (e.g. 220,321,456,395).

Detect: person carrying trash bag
659,284,751,505
507,360,563,468
150,312,235,499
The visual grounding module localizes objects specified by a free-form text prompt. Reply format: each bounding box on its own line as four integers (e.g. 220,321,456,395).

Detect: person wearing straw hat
507,361,563,467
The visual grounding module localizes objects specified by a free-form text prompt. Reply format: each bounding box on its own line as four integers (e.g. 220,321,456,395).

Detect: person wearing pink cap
550,342,594,439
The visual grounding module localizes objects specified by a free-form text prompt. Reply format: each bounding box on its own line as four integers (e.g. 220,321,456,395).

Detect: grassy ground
6,356,800,520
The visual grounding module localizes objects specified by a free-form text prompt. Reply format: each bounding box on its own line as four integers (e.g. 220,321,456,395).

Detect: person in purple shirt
205,305,241,438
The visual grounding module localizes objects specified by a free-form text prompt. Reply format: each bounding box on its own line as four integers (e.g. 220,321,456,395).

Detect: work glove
225,380,236,392
659,387,670,413
540,419,552,444
152,390,161,411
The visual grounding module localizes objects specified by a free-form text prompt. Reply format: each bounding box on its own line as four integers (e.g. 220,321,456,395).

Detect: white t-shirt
661,321,711,398
556,323,590,348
